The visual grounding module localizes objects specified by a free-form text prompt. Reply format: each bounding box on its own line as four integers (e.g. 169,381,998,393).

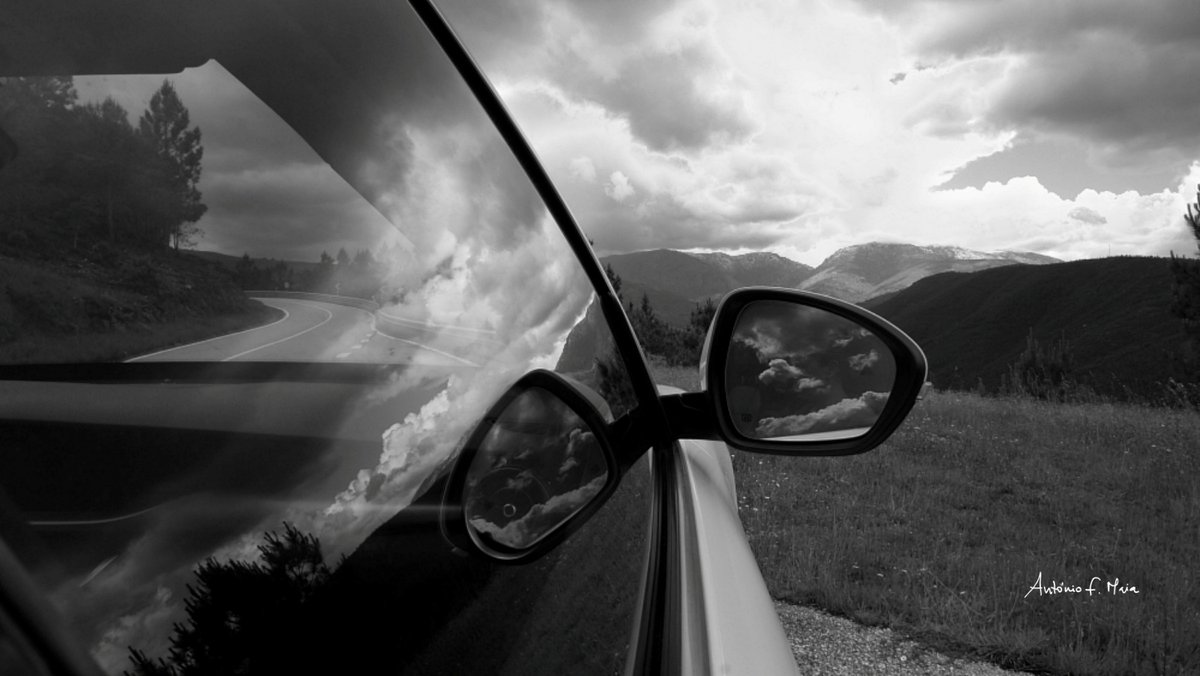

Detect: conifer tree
138,80,205,249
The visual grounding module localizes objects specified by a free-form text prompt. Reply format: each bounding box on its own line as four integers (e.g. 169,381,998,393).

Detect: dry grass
734,391,1200,675
647,363,1200,675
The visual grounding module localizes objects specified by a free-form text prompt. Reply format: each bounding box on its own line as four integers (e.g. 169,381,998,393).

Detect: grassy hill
653,362,1199,675
800,243,1059,302
0,245,277,363
865,256,1188,402
603,249,740,299
614,279,698,327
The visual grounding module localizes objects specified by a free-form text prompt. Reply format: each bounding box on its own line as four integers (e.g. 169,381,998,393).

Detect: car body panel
661,382,799,676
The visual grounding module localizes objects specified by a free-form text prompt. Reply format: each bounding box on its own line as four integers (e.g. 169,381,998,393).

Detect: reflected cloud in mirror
463,386,609,551
726,301,896,442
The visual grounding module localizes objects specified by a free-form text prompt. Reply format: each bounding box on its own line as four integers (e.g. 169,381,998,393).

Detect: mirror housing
441,370,620,563
662,287,927,456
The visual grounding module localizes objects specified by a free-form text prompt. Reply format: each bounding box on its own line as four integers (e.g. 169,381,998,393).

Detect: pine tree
1171,185,1200,357
138,80,205,250
1168,185,1200,406
124,524,331,676
1004,329,1075,401
0,77,80,241
604,263,623,300
75,97,143,244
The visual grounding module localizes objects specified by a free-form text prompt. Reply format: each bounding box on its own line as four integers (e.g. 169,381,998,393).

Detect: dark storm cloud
592,192,793,254
201,163,392,260
68,0,503,261
93,0,553,261
561,44,754,151
858,0,1200,167
442,0,753,151
441,0,678,68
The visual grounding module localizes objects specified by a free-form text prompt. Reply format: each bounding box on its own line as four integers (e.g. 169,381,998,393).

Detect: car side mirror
441,370,620,562
662,287,927,456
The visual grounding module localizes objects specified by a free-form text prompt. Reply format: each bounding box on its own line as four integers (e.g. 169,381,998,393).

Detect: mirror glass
463,386,610,552
725,300,897,442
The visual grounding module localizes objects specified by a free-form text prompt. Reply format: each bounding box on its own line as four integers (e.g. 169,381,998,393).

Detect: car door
0,1,668,674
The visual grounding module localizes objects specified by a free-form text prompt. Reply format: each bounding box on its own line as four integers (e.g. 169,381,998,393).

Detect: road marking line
370,315,478,366
125,302,291,362
375,332,480,367
376,310,497,336
222,303,334,361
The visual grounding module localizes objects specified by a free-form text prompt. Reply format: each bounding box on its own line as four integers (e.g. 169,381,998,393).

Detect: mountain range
597,243,1187,402
798,243,1059,303
601,242,1059,324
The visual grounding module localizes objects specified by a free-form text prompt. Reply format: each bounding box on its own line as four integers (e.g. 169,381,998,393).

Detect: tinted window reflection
464,386,610,552
0,615,53,676
727,300,897,441
0,2,648,674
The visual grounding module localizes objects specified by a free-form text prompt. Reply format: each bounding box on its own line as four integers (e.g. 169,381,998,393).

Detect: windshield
0,2,649,674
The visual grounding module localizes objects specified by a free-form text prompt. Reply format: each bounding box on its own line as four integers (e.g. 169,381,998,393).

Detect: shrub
1002,329,1077,401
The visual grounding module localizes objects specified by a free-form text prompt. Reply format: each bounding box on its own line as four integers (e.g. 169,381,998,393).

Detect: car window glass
0,2,649,673
0,620,53,676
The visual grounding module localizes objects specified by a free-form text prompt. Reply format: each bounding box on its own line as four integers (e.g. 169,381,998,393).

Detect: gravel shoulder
774,600,1033,676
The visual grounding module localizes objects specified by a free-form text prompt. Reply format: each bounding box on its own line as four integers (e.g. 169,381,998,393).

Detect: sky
74,0,1200,267
436,0,1200,265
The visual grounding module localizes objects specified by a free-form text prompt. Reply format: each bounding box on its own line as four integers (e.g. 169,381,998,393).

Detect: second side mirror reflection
442,370,620,562
462,385,610,551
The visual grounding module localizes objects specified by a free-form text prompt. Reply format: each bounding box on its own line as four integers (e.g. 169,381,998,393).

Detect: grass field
649,363,1200,676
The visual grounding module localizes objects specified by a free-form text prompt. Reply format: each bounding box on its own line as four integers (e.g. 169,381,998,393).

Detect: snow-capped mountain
799,243,1060,302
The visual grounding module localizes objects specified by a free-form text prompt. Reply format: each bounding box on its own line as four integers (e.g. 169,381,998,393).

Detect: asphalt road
129,298,477,366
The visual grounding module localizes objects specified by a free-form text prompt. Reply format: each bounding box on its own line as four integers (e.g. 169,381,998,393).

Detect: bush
1002,329,1077,401
625,294,714,368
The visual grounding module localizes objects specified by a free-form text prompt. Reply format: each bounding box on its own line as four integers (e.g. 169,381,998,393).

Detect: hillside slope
602,249,813,325
601,244,1059,325
686,251,813,288
603,249,738,299
601,249,736,326
0,248,273,363
802,243,1059,302
867,256,1186,401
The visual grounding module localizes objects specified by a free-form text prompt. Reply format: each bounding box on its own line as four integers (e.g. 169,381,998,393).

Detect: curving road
129,298,477,366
